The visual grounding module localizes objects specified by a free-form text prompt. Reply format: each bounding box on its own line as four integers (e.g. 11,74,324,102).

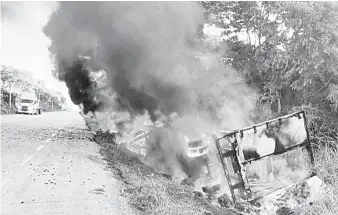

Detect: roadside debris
259,175,325,215
83,110,326,214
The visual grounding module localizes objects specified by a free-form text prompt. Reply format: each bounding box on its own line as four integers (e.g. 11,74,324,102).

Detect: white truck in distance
16,92,42,115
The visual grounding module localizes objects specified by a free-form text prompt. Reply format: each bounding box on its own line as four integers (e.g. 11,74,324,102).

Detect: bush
1,98,16,114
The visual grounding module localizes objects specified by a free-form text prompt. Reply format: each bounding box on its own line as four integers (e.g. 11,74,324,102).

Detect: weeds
97,137,240,215
83,114,338,215
294,140,338,215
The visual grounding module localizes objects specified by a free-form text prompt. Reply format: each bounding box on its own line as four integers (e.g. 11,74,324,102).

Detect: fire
106,111,229,199
44,1,258,201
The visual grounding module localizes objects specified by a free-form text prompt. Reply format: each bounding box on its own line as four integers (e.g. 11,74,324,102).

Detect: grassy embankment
83,114,338,215
83,115,253,215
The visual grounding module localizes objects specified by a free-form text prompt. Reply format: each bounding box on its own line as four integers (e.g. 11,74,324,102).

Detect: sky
1,2,70,98
0,2,224,109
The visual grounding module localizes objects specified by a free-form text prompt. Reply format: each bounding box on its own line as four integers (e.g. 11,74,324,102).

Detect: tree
1,65,35,107
1,65,66,112
203,1,338,115
1,65,35,91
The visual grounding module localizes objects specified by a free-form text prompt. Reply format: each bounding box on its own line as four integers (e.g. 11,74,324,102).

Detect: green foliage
1,90,17,114
1,65,66,113
203,1,338,112
1,65,34,91
202,1,338,140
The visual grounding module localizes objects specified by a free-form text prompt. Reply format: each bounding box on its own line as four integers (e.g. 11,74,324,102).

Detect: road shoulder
83,115,242,215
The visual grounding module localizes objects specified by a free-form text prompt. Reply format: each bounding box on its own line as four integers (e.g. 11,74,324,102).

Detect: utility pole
9,82,12,108
52,99,54,111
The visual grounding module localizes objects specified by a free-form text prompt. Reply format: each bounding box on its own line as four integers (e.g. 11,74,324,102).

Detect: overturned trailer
115,110,317,207
213,111,316,204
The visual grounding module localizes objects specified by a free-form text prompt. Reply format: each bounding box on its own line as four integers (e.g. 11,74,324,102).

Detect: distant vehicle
16,92,42,115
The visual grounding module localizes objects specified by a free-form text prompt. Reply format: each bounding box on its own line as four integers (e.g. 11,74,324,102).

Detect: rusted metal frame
231,132,252,201
241,140,311,165
219,110,305,139
215,110,313,203
240,111,315,200
215,134,254,203
215,136,237,203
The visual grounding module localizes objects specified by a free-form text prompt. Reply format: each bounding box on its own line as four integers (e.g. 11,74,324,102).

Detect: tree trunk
276,91,281,114
9,83,12,108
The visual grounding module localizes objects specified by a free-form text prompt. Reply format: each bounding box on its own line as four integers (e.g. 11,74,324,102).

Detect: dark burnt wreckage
214,111,316,203
93,109,316,206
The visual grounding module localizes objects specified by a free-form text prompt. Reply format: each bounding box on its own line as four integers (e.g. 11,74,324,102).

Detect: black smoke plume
57,59,99,114
44,2,206,123
44,2,257,129
44,2,258,181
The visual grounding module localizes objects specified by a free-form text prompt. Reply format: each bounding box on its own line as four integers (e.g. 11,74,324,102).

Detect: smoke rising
45,2,256,127
44,2,204,121
44,2,258,182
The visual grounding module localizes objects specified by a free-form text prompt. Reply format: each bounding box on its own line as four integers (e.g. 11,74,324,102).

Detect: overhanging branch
308,74,335,97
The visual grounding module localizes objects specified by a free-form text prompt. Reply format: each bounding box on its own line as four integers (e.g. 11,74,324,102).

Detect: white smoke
1,2,69,98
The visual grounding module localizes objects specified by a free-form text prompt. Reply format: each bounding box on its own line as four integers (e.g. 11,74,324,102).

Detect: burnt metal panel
215,111,316,203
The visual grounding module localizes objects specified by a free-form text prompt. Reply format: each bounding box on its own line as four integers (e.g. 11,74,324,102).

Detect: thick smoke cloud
44,2,258,183
58,59,101,114
44,2,204,121
44,1,257,130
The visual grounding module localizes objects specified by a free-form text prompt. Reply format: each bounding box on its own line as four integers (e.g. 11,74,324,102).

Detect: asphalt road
1,111,136,215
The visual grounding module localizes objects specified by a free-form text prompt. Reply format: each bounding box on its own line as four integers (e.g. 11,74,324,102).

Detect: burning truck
45,2,324,213
109,110,322,211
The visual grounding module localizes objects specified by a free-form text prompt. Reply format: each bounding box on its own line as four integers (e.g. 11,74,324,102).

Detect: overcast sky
0,2,225,108
1,2,70,97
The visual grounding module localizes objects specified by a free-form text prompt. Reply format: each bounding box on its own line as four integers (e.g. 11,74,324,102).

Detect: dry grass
98,139,242,215
294,141,338,215
83,114,338,215
81,114,242,215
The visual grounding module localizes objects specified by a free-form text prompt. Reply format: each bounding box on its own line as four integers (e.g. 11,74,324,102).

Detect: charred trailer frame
214,111,316,203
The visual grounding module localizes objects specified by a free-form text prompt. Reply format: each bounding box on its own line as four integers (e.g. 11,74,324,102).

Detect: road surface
1,111,136,215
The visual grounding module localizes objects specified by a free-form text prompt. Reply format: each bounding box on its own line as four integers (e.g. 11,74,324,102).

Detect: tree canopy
1,65,66,112
202,1,338,141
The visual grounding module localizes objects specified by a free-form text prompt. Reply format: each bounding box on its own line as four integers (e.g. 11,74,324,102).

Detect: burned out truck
120,110,319,209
